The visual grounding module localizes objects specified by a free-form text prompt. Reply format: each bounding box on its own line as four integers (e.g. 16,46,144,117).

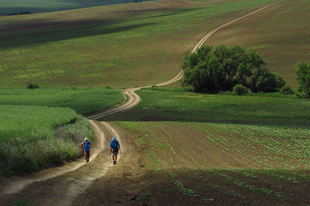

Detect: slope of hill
0,0,155,14
203,0,310,87
0,0,285,88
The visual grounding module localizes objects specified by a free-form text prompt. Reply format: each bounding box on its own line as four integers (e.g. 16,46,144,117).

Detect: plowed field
203,0,310,87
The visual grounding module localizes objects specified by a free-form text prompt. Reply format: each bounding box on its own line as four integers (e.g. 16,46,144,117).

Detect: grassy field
113,121,310,205
0,105,93,175
0,0,154,14
102,88,310,125
0,88,124,116
203,0,310,87
0,0,286,88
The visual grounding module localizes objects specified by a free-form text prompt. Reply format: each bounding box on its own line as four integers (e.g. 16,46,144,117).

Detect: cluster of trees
182,45,286,94
9,11,32,15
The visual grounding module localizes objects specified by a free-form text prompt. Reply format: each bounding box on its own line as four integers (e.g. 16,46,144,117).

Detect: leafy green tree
182,45,266,92
251,68,286,92
296,62,310,97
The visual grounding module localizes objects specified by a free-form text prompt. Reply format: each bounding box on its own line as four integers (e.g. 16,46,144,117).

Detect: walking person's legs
86,151,90,162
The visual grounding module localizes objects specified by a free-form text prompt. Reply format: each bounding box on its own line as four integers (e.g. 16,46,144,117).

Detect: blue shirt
110,140,120,150
84,141,91,151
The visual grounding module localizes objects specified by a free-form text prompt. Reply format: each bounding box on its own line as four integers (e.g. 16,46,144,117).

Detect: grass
0,0,155,14
203,0,310,87
0,0,284,88
113,121,310,205
102,87,310,125
0,105,93,176
10,198,33,206
0,88,124,116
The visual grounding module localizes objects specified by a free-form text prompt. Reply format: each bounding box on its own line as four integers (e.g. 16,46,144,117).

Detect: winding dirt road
87,1,283,121
0,2,284,205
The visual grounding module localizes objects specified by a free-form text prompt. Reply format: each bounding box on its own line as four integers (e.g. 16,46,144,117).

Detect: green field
0,105,93,175
0,0,155,14
103,88,310,125
0,88,123,116
0,0,284,88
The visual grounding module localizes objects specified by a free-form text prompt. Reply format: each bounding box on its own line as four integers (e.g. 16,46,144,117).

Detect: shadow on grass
0,19,156,49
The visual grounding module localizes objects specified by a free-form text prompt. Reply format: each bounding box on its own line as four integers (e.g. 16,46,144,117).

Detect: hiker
110,137,120,165
81,138,92,163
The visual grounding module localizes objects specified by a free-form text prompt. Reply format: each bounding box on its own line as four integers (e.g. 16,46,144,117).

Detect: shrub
250,68,286,92
106,85,112,89
296,62,310,98
233,84,248,95
27,82,39,89
280,86,295,95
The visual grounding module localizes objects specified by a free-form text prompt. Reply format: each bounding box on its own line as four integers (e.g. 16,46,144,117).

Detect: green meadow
0,0,155,14
103,88,310,125
0,88,124,116
0,0,283,88
0,105,93,175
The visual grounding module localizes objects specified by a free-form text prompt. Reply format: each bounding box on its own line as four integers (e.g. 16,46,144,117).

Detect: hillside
0,0,288,88
203,0,310,87
0,0,155,14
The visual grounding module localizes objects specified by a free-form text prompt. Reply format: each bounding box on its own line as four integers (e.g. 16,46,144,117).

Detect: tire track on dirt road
87,1,284,120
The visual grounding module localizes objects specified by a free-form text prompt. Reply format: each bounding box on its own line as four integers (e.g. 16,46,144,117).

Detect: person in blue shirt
81,138,92,163
110,137,120,165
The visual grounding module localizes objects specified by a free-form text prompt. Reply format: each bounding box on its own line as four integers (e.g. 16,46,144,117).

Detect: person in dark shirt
110,137,120,165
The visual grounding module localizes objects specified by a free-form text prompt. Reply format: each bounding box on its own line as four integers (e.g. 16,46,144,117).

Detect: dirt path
0,2,285,205
87,1,284,121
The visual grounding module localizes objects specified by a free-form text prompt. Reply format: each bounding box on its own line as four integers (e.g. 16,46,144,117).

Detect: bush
233,84,248,95
27,82,39,89
280,86,295,95
106,85,112,89
296,62,310,97
250,68,286,92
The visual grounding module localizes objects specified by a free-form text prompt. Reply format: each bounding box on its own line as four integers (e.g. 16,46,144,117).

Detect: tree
182,45,266,92
250,68,286,92
296,62,310,97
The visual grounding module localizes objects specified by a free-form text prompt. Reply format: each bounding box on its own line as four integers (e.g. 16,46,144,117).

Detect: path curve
87,1,284,120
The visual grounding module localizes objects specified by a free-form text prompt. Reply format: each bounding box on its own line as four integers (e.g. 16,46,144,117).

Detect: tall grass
0,105,93,176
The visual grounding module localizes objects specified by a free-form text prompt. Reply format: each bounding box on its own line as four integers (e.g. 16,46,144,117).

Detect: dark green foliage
296,62,310,98
27,82,39,89
10,198,33,206
233,84,248,95
106,85,112,89
182,45,285,93
137,194,152,202
9,11,32,15
280,86,295,95
250,68,286,92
